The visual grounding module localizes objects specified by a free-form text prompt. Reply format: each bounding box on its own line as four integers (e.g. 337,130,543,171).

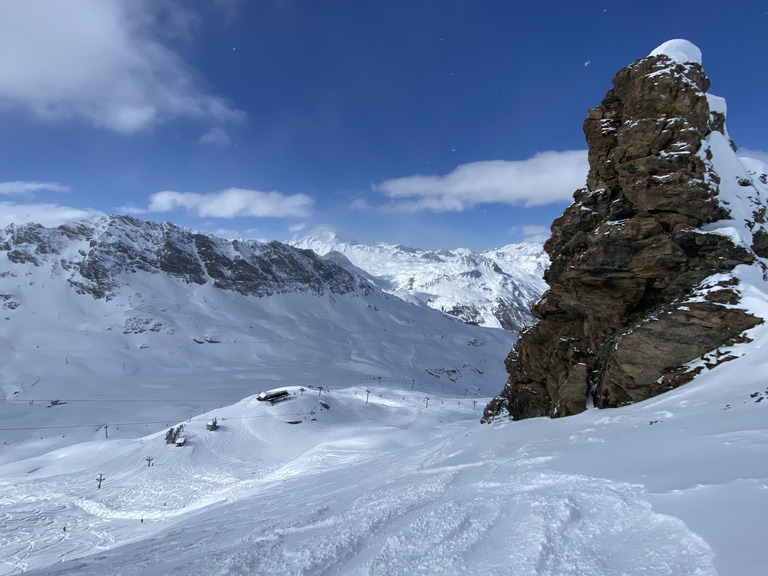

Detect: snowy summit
648,38,703,65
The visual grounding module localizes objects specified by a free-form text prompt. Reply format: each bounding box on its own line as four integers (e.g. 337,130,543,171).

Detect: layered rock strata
484,40,767,421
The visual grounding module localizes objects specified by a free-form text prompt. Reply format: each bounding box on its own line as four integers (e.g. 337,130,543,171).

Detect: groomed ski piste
0,267,767,575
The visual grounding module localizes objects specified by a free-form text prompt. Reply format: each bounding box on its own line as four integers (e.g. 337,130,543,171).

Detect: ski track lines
7,354,761,575
6,420,717,576
0,392,385,574
15,461,716,576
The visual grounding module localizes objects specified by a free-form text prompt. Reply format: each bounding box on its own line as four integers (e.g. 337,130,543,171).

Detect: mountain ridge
1,216,371,302
291,227,548,332
1,39,767,576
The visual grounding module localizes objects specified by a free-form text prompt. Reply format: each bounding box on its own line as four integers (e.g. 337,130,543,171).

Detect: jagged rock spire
484,40,767,422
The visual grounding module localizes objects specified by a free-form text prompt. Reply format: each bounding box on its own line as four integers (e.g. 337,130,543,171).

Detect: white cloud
0,202,103,227
0,180,70,196
119,203,147,215
739,148,768,166
243,228,270,241
211,228,241,239
522,225,551,244
145,188,314,218
374,150,587,212
0,0,243,134
198,128,232,146
288,222,307,233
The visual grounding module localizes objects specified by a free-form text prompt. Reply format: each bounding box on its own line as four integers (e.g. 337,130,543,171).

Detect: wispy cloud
136,188,314,218
739,148,768,166
522,225,550,244
373,150,587,212
0,180,70,196
198,127,232,146
0,201,103,227
0,0,243,134
243,228,270,241
0,180,91,228
210,227,241,239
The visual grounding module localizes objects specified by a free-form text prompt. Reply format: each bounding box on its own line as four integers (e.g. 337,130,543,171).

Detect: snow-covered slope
291,228,548,332
1,302,767,575
0,217,514,465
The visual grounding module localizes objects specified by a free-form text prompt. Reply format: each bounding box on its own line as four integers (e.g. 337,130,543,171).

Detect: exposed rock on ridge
1,216,371,300
484,40,768,421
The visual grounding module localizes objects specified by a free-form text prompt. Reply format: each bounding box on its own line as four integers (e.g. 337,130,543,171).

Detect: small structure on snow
165,424,184,444
257,390,290,404
206,418,218,431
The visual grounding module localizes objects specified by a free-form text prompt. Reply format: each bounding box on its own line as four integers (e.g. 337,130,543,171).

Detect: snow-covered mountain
1,274,767,575
1,216,368,301
291,227,548,332
0,215,514,463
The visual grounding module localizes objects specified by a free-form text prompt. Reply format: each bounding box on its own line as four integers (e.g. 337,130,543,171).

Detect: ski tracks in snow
20,450,717,576
209,452,717,576
1,396,720,576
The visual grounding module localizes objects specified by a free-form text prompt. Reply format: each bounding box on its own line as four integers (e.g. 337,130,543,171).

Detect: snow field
0,262,517,574
6,350,764,575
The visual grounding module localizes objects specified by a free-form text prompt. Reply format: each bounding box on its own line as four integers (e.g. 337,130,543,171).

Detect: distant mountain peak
291,231,548,332
294,224,340,244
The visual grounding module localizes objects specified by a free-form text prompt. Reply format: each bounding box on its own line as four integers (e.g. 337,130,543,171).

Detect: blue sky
0,1,767,251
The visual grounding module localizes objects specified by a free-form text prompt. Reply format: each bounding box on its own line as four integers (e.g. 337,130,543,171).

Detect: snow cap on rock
649,39,702,65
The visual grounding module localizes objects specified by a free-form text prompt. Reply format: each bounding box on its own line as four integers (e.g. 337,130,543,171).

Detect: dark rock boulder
484,40,766,422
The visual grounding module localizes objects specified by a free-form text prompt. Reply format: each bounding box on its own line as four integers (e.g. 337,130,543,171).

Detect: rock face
484,40,768,421
0,215,371,300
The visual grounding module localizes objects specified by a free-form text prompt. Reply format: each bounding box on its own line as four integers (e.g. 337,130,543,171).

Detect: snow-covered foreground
2,321,767,575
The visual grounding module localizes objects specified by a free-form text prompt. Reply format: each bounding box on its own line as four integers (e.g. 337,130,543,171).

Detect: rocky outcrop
484,40,767,422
